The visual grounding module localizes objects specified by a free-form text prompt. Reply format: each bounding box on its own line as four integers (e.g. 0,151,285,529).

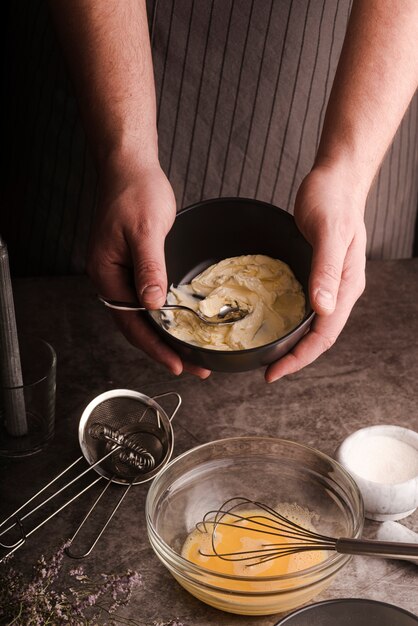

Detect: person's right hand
87,160,211,379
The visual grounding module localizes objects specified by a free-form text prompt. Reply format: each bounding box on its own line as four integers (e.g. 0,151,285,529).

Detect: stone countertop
1,258,417,625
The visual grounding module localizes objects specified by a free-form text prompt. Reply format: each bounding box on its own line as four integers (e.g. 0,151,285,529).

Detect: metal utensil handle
0,446,122,562
0,455,84,536
0,477,103,562
0,448,119,538
336,537,418,560
0,517,25,550
151,391,182,421
65,478,135,559
98,296,184,314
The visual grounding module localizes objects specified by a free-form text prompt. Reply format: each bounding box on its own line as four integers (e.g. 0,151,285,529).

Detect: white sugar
348,435,418,484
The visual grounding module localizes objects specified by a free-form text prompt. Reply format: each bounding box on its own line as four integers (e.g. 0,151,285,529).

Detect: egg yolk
181,509,327,592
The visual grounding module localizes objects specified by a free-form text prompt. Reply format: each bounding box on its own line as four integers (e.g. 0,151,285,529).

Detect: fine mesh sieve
79,389,176,485
0,389,181,560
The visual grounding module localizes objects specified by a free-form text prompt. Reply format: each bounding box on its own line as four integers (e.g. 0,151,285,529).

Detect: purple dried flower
69,565,85,577
0,541,143,625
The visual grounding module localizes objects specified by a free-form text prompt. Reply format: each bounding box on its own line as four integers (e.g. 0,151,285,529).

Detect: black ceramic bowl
149,197,314,372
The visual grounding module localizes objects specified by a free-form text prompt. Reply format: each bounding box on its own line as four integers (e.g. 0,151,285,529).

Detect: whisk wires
196,497,334,565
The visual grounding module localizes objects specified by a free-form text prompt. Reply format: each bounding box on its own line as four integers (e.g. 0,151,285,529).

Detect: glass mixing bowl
146,437,364,616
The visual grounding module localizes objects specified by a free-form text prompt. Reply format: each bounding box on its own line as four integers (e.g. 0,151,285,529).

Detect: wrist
312,153,373,204
97,139,160,181
94,154,176,235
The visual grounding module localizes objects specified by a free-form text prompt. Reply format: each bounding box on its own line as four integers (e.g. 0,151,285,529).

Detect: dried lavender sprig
0,541,143,625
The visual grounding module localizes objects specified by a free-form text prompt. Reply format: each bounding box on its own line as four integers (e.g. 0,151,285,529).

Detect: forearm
48,0,158,172
316,0,418,197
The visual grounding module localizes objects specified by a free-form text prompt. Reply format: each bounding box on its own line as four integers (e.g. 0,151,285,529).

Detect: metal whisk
196,497,418,565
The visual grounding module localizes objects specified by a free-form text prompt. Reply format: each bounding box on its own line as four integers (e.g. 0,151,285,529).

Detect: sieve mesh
80,395,173,484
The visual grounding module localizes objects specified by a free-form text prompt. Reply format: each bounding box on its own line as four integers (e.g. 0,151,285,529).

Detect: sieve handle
336,537,418,560
0,447,118,563
152,391,182,421
65,477,135,560
0,517,25,550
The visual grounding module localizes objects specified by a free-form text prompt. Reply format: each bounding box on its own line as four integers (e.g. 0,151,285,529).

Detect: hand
265,163,367,382
87,160,211,379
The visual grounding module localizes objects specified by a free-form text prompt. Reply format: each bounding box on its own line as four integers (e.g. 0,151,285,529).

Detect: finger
97,267,210,378
116,312,211,379
129,222,168,309
265,314,341,382
112,308,184,376
266,235,366,383
92,253,212,378
92,260,183,375
183,362,212,379
309,229,348,316
93,264,137,304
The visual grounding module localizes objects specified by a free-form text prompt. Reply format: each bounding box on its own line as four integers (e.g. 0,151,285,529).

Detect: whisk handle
336,537,418,561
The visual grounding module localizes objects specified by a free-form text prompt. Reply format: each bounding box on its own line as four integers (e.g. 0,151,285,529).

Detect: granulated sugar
347,435,418,484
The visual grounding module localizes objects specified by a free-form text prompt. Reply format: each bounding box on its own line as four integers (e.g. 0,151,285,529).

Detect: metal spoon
98,296,250,326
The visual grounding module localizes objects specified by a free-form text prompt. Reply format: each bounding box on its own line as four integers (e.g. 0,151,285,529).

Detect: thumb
309,235,347,316
131,226,168,309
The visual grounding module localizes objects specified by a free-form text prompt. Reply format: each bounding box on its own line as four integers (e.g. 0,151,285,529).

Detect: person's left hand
265,163,368,383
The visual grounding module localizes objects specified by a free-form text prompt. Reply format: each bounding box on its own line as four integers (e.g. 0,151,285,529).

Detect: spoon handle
98,296,182,313
98,296,148,311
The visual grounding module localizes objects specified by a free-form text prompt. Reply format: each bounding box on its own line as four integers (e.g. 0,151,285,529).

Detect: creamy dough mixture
164,254,306,350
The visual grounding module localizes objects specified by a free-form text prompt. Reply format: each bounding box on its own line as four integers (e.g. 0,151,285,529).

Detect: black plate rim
275,598,418,624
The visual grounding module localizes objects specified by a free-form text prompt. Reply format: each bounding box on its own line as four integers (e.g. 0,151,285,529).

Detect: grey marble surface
1,258,418,625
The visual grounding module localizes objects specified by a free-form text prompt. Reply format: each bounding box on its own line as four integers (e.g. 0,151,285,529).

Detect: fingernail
267,375,280,383
142,285,163,303
141,285,164,308
315,288,334,310
169,361,183,376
